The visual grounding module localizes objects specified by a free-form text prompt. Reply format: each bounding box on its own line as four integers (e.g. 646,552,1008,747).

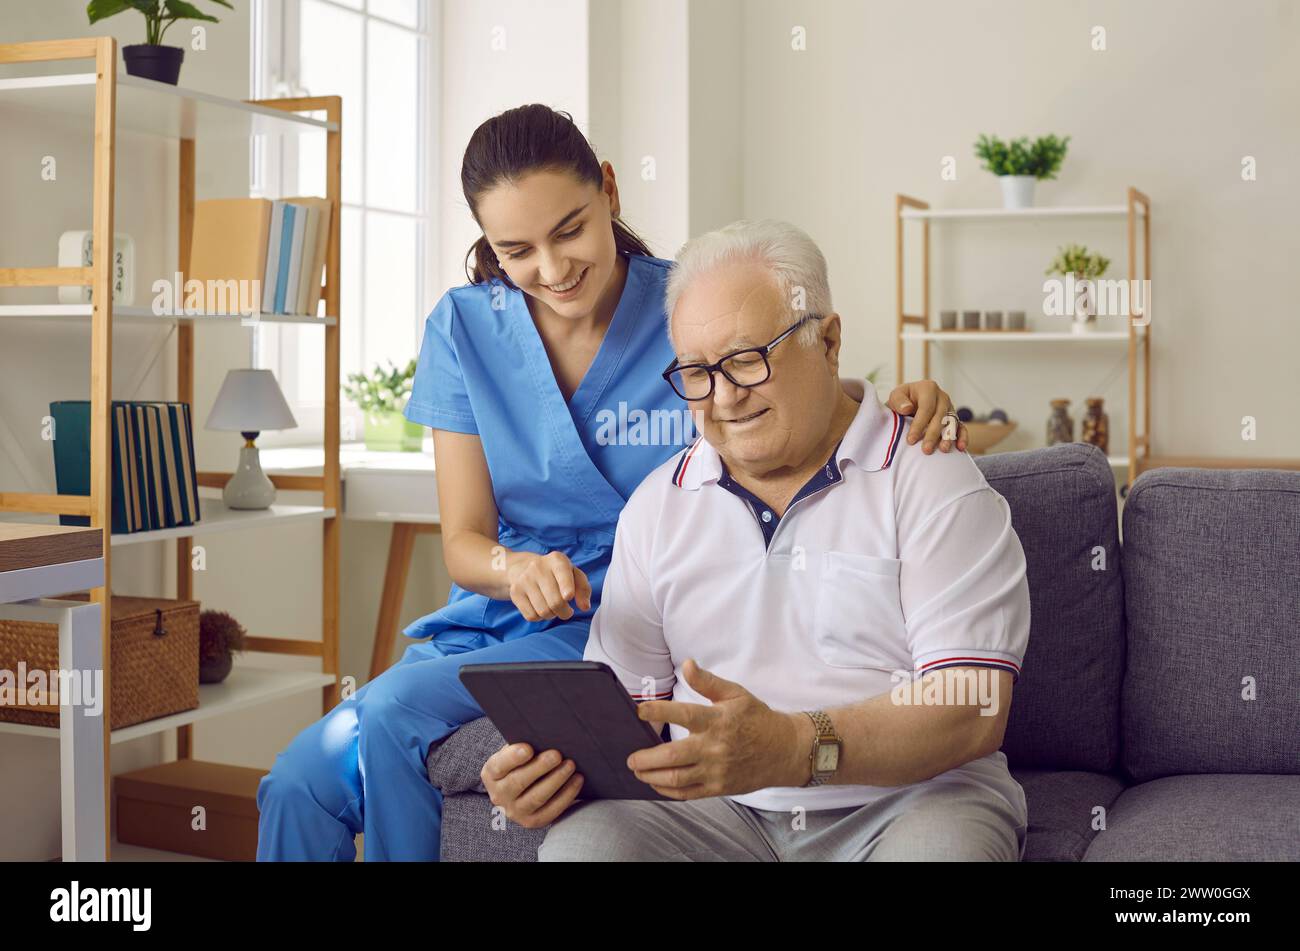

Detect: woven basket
0,594,199,730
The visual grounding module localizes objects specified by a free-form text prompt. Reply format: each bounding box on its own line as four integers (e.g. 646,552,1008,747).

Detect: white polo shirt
584,382,1031,815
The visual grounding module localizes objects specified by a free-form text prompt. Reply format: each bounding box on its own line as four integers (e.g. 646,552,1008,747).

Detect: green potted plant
343,358,424,452
86,0,233,86
974,133,1070,209
1045,243,1110,334
198,609,246,684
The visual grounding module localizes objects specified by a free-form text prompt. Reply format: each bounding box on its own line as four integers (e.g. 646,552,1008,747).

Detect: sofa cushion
441,792,545,862
1083,774,1300,861
1120,467,1300,782
974,444,1125,772
1010,768,1127,862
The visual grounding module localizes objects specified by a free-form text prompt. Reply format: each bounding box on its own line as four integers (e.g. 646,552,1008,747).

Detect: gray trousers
538,779,1027,862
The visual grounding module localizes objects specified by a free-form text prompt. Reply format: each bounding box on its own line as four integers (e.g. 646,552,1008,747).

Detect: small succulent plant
199,609,246,664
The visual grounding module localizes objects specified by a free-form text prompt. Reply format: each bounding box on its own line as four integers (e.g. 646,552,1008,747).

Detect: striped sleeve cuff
914,648,1022,684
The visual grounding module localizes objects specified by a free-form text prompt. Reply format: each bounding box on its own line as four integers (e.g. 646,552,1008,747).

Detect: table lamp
204,369,297,510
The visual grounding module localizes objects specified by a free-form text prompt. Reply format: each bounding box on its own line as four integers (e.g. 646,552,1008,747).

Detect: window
250,0,439,447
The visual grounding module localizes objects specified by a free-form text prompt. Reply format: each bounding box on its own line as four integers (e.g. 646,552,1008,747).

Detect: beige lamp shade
204,369,297,432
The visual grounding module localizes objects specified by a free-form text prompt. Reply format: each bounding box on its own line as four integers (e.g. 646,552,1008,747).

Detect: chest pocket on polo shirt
812,552,909,669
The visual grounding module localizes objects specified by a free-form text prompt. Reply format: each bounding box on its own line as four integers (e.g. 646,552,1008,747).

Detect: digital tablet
458,660,669,801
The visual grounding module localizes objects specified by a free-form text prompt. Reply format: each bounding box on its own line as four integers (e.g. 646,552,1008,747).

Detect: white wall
603,0,691,259
437,0,590,293
739,0,1299,459
688,0,744,238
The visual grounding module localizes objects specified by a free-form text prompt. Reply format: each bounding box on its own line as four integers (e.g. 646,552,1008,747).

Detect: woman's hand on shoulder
886,380,968,454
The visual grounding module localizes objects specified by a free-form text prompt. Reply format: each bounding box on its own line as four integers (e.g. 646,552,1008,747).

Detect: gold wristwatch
802,710,841,786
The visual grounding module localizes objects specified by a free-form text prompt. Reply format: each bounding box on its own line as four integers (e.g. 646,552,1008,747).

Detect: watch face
815,743,839,772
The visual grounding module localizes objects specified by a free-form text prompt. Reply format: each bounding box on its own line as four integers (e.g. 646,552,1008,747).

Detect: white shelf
901,205,1143,221
0,71,335,139
0,663,336,743
0,304,336,325
0,556,103,604
903,329,1143,342
110,498,336,548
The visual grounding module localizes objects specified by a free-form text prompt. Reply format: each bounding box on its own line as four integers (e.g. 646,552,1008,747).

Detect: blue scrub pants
255,621,589,861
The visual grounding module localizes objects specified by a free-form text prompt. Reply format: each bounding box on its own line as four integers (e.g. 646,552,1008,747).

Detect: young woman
256,104,969,861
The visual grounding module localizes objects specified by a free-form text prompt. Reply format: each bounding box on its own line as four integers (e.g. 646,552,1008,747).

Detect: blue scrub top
401,253,694,652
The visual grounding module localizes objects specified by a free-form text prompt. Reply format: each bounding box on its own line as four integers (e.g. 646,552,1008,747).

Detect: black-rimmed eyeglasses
661,314,824,401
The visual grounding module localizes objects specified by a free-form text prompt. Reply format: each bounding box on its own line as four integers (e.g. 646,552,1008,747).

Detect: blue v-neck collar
507,254,653,519
566,254,650,426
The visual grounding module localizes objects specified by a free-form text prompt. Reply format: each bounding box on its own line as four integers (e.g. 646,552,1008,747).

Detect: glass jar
1081,397,1109,454
1046,398,1073,446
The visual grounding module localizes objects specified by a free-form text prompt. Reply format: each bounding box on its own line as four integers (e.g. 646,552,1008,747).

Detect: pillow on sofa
975,444,1125,772
1120,466,1300,782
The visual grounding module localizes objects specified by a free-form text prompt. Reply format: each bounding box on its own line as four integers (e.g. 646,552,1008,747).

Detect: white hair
664,219,833,348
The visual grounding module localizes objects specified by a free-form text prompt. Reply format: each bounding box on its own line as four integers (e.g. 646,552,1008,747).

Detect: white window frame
250,0,440,448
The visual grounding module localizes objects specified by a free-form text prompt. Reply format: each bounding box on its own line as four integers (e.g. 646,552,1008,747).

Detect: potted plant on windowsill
974,133,1070,209
344,358,424,452
86,0,232,86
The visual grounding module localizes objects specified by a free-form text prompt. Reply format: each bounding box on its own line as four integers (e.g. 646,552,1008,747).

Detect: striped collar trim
671,435,719,489
669,381,905,491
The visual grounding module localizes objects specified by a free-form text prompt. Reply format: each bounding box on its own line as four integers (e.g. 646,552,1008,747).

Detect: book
112,404,137,532
304,202,331,316
138,404,163,531
281,202,311,316
261,201,285,315
273,203,298,313
49,401,144,534
284,197,332,316
187,198,273,314
290,203,319,315
49,400,202,534
123,403,147,531
142,402,199,527
177,403,200,524
149,403,183,527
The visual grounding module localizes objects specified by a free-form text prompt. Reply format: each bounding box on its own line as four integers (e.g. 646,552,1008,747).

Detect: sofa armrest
426,716,507,795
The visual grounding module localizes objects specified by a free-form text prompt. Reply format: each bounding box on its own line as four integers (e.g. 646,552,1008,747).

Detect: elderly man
483,219,1030,861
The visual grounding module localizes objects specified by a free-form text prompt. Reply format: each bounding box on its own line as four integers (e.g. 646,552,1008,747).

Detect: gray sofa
426,443,1300,861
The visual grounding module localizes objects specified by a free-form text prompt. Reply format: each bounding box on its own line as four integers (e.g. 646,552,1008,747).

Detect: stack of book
50,401,201,535
188,197,332,316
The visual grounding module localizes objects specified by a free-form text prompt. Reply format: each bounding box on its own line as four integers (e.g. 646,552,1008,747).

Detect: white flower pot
999,175,1037,209
1072,274,1098,333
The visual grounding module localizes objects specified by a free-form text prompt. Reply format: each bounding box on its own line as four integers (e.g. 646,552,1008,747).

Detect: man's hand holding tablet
462,661,670,829
481,741,584,829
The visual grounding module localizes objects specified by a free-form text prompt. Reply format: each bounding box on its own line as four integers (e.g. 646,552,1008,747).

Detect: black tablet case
459,661,669,801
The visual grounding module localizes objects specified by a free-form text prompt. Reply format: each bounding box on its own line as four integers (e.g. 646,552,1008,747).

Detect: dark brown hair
461,104,653,287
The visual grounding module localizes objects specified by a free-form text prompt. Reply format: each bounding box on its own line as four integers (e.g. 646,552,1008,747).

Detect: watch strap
803,709,840,787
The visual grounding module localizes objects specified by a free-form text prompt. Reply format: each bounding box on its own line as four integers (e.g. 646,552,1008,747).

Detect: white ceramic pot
1071,274,1098,333
999,175,1037,209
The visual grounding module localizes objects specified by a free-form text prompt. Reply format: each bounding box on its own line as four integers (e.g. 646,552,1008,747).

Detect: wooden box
115,759,265,861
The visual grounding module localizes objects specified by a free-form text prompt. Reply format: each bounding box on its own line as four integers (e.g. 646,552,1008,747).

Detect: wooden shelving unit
0,37,342,860
895,189,1152,488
